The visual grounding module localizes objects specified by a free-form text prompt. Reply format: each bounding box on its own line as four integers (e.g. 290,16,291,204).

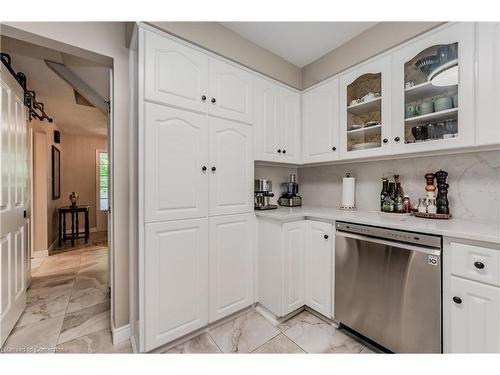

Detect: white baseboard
112,323,131,345
33,249,48,258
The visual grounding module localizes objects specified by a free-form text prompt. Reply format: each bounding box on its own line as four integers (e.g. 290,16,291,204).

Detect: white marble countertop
255,205,500,244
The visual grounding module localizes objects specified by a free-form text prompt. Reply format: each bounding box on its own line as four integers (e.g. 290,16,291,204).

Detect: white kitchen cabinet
339,55,392,159
476,22,500,146
208,58,253,124
447,276,500,353
144,102,208,223
209,117,253,216
257,218,305,317
305,221,333,318
144,219,209,351
209,213,255,322
144,30,208,114
302,79,340,163
391,23,475,154
282,221,306,315
254,78,301,163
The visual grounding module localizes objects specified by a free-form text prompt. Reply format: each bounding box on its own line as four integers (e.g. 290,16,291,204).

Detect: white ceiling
1,36,109,137
221,22,377,68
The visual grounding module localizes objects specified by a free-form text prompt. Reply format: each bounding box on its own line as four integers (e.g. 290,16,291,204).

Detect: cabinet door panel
209,59,253,124
144,30,208,113
303,79,340,163
144,219,208,351
209,117,253,216
144,103,208,222
209,214,254,322
279,88,301,164
448,276,500,353
476,22,500,146
255,79,281,162
282,221,306,316
391,23,475,154
305,221,332,317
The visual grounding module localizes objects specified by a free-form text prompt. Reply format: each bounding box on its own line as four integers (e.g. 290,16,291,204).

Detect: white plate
351,142,380,151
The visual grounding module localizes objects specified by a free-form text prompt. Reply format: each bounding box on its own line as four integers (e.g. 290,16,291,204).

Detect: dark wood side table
58,205,90,247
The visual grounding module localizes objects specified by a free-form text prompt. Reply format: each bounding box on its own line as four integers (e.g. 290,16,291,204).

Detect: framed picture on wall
52,145,61,199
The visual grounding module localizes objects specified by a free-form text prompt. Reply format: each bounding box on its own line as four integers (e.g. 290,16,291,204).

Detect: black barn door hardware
1,52,53,123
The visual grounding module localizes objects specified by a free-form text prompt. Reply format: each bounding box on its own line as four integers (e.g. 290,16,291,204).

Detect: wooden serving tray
413,212,451,220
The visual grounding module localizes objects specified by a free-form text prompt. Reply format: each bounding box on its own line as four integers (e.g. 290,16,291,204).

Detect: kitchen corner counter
255,206,500,245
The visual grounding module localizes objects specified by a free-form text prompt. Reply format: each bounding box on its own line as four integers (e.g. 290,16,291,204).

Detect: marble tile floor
1,232,131,354
165,310,380,354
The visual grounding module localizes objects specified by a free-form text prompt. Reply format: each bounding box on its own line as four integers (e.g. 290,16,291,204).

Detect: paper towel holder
340,172,357,211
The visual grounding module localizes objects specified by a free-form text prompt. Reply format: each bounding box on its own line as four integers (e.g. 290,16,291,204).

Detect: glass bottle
403,195,411,213
427,198,437,214
380,177,389,211
417,198,427,213
394,175,404,213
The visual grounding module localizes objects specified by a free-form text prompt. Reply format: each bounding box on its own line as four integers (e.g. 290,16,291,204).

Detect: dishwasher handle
336,230,441,256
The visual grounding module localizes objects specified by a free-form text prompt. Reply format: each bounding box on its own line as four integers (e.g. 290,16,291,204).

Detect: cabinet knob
474,261,485,270
394,136,401,142
211,98,216,104
277,149,282,153
332,146,336,151
453,296,462,304
211,166,216,172
201,95,207,101
383,138,388,144
202,166,207,171
282,149,286,154
324,234,329,239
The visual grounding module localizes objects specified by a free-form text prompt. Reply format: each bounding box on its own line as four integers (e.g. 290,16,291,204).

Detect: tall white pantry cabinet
137,27,256,351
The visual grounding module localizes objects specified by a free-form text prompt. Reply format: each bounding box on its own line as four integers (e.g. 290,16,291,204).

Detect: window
98,151,108,211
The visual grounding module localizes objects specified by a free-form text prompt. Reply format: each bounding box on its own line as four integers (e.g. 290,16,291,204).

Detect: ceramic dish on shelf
351,142,380,151
365,121,380,127
415,55,439,76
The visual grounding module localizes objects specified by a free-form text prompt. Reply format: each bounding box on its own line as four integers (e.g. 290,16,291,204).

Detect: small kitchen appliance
278,174,302,207
254,179,277,210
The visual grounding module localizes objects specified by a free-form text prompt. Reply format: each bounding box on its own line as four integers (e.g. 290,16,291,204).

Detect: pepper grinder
435,170,450,215
424,173,436,203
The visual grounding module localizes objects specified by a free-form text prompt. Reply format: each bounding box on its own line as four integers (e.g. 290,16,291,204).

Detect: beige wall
2,22,130,329
148,22,302,89
61,134,107,231
302,22,443,89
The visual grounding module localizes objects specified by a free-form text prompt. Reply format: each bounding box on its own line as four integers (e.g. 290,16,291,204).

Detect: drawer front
450,242,500,287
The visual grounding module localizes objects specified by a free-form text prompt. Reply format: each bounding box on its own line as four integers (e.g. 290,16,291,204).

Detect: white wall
298,150,500,222
2,22,130,330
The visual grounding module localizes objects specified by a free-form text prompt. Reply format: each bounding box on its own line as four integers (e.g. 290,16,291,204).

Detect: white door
144,29,208,114
391,23,475,154
209,117,253,216
339,55,392,159
476,22,500,146
1,67,28,346
254,78,281,162
279,87,301,164
144,103,208,222
447,276,500,353
305,220,332,317
282,221,306,316
144,218,208,351
302,79,340,163
209,213,254,322
208,58,253,124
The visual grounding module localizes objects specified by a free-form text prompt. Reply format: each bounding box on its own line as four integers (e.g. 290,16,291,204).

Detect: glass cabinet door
340,56,391,159
392,23,475,153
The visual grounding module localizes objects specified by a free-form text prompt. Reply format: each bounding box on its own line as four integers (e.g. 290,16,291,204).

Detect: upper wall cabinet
302,79,340,163
339,56,392,159
255,78,301,164
391,23,475,154
208,58,253,124
476,22,500,146
144,30,209,114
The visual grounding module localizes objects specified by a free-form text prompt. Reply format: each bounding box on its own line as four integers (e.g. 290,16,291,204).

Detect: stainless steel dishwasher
335,221,442,353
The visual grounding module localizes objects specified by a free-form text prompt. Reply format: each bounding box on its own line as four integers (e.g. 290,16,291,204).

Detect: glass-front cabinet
391,23,475,154
340,56,392,159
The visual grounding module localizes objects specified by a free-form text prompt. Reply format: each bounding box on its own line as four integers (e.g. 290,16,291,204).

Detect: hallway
2,233,131,353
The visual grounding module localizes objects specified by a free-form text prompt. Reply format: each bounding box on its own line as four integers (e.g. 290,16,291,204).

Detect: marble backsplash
296,150,500,222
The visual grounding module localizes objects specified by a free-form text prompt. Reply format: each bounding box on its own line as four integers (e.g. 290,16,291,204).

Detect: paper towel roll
342,175,356,208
